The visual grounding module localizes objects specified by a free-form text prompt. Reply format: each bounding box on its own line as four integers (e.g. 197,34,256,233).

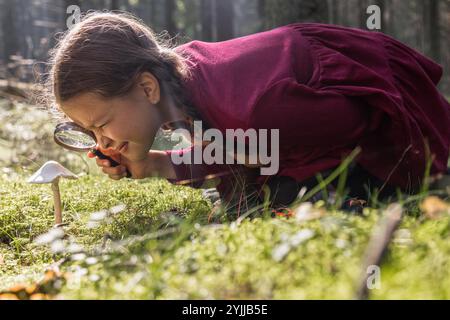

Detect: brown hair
44,11,200,126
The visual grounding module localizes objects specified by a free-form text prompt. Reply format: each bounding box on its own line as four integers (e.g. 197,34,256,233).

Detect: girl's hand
88,149,176,181
88,149,150,180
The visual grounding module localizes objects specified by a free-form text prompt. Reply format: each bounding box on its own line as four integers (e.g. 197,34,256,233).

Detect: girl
46,12,450,212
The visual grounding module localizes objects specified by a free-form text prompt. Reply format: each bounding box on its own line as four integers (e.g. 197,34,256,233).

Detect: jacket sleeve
164,145,263,206
164,145,231,189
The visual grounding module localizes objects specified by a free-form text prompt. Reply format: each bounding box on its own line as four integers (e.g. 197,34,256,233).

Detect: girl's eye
99,123,108,129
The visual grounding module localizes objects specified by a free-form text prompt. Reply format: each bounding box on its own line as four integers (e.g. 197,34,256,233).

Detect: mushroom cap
27,161,78,184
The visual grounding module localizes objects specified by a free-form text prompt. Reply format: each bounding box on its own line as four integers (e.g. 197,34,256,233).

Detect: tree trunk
216,0,234,41
340,0,349,26
201,0,213,41
263,0,329,28
359,0,367,29
2,0,19,63
110,0,119,10
165,0,177,36
429,0,441,63
374,0,387,33
258,0,266,25
328,0,339,25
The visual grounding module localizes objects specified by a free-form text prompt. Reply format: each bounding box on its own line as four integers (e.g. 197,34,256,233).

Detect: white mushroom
28,161,78,227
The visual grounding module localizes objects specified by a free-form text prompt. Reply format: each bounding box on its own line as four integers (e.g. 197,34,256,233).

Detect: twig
355,203,403,300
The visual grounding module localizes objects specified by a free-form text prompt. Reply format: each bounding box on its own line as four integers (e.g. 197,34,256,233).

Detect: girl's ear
138,72,160,104
142,84,159,104
143,87,151,99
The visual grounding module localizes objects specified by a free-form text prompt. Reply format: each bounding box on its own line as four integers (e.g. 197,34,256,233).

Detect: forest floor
0,175,449,299
0,97,449,299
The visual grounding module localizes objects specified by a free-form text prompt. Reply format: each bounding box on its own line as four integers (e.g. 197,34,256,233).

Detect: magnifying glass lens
54,130,97,149
54,122,97,152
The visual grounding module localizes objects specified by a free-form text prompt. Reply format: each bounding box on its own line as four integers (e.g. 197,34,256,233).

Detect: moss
1,171,449,299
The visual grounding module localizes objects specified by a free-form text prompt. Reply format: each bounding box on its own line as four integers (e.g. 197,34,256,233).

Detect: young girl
46,12,450,212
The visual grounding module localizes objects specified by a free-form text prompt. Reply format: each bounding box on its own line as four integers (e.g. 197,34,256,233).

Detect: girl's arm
160,144,264,208
96,150,177,181
160,145,233,188
147,150,177,180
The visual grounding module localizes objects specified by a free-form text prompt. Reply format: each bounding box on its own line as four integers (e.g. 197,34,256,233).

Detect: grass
0,96,449,299
1,173,449,299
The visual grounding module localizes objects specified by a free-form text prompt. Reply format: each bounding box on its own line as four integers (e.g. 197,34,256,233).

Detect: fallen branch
355,203,403,300
0,79,43,101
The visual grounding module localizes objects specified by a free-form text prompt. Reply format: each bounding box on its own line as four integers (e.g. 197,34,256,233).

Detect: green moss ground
1,174,449,299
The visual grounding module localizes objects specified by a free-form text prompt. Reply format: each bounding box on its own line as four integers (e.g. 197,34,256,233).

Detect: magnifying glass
54,122,131,178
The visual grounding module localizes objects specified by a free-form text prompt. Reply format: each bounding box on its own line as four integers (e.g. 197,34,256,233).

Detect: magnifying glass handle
90,149,132,178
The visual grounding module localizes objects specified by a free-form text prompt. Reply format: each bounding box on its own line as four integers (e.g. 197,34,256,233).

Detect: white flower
272,243,291,262
50,240,65,254
89,210,108,221
86,221,100,229
85,257,98,265
71,253,87,261
109,204,126,215
335,239,348,249
89,274,101,282
290,229,315,247
295,202,324,222
34,228,65,245
295,202,313,221
67,243,84,253
272,229,315,262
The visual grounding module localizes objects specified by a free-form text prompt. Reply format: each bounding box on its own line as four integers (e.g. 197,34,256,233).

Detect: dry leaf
0,293,19,300
0,269,66,300
348,198,367,207
29,293,50,300
420,196,450,219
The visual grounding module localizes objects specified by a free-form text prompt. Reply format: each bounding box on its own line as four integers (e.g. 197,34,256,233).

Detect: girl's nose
99,136,114,149
93,130,113,149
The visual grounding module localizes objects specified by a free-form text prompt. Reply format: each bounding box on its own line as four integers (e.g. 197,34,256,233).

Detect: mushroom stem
51,179,62,225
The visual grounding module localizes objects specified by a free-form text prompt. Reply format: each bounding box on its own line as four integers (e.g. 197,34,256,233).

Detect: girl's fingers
96,157,110,167
109,173,125,180
93,155,127,180
102,165,126,176
109,169,128,180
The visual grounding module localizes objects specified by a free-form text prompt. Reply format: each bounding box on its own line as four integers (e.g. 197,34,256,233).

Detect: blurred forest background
0,0,449,94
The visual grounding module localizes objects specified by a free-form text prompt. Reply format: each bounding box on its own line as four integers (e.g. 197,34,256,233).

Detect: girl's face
60,82,164,162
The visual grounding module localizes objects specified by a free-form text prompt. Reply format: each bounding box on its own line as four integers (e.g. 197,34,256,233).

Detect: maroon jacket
165,23,450,202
